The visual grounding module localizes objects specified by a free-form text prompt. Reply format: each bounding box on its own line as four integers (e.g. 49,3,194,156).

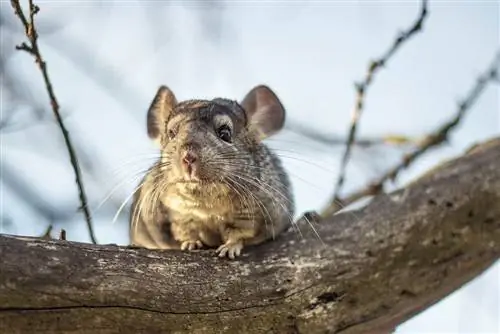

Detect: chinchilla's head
146,84,286,187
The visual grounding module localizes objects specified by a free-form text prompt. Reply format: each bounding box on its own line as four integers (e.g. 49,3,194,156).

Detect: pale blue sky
1,0,499,332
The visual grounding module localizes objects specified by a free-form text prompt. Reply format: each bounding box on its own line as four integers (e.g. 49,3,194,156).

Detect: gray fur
129,85,294,259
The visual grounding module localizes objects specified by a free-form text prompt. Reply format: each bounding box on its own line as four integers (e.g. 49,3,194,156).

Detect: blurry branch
1,163,84,222
2,161,128,228
0,110,53,133
0,109,17,131
142,4,172,53
190,0,226,45
10,0,97,244
1,35,49,132
2,40,128,224
43,33,143,114
286,120,418,148
40,225,53,240
39,224,66,241
322,50,500,217
0,216,14,231
2,5,136,122
0,5,71,37
2,34,118,203
0,70,48,132
331,0,428,202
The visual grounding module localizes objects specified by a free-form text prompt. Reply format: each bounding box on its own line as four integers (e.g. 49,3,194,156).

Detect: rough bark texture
1,138,499,334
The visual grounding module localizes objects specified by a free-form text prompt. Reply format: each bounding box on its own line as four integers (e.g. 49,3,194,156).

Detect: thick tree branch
331,0,428,202
9,0,97,244
1,137,499,333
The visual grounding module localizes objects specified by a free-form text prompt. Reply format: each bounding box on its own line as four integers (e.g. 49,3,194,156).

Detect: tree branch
331,0,428,202
285,120,418,148
1,137,499,333
9,0,97,244
322,49,500,217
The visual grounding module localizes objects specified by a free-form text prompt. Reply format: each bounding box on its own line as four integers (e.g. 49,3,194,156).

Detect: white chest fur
161,184,233,223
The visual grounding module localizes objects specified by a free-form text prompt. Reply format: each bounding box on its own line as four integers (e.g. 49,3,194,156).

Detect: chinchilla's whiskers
223,163,294,209
224,174,275,238
231,170,322,243
111,183,144,226
132,181,159,236
222,175,249,213
229,170,293,209
108,158,167,231
156,161,173,172
93,168,152,214
301,212,325,246
107,161,155,179
94,159,168,215
212,151,360,230
143,167,167,221
153,181,166,216
107,154,162,177
222,177,255,223
131,190,146,236
127,160,171,184
221,180,237,216
230,161,360,223
150,176,170,220
228,171,303,241
214,160,270,222
129,167,167,235
263,137,343,153
146,177,160,220
230,173,293,224
272,153,337,174
213,150,336,175
212,160,330,193
211,153,361,222
120,151,162,157
218,157,302,238
239,178,277,239
133,186,153,236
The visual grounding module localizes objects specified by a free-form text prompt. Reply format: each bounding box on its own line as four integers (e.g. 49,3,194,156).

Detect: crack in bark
0,302,282,316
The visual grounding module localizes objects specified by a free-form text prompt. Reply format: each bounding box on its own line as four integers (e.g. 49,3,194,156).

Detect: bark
1,137,499,334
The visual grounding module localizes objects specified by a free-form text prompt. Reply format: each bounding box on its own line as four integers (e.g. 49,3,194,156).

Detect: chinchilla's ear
240,85,286,141
147,85,177,144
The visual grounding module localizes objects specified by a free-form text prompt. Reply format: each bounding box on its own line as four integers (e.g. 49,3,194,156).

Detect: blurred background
0,0,498,332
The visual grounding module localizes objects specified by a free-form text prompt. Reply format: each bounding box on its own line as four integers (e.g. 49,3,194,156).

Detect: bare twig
9,0,97,244
330,0,429,202
286,120,418,147
322,50,500,217
40,224,53,240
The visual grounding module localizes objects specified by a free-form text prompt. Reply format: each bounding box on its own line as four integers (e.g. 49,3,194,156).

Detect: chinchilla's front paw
180,239,204,251
216,240,243,259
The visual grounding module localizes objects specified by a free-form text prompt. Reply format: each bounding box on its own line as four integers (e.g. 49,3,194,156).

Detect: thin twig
322,50,500,217
330,0,429,202
40,224,53,240
10,0,97,244
286,120,418,147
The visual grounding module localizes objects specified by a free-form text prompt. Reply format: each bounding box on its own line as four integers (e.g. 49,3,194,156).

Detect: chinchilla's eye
217,125,232,143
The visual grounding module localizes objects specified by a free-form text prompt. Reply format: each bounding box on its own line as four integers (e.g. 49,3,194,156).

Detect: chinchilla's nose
180,149,199,180
182,151,197,166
